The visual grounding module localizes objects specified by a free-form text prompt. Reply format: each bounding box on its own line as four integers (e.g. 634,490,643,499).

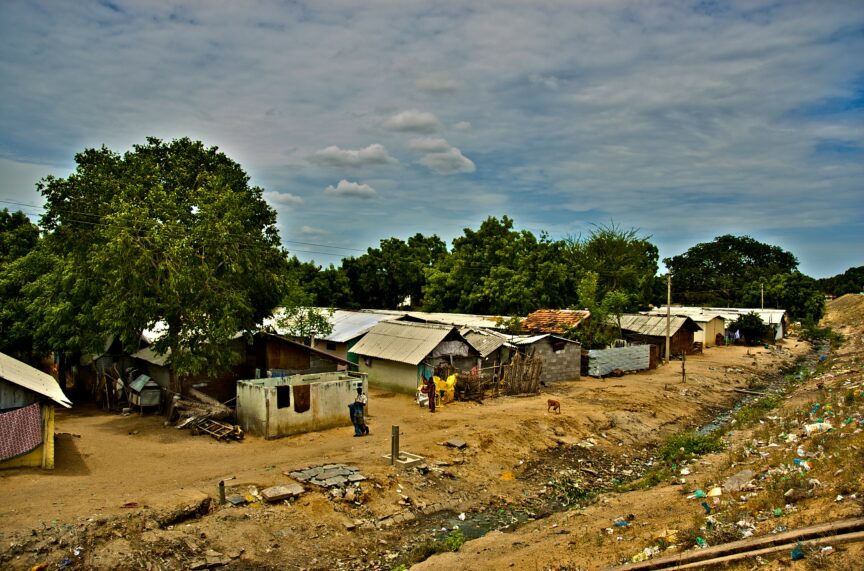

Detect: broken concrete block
445,438,468,449
261,484,305,502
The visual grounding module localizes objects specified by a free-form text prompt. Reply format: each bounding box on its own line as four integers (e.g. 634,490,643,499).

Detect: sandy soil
1,321,843,570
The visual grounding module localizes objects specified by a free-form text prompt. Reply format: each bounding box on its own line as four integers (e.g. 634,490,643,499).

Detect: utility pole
761,282,764,310
665,274,671,365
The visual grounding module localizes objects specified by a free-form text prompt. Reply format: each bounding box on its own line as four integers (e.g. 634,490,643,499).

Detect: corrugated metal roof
0,351,72,408
367,309,508,329
650,306,786,325
321,310,399,343
617,314,700,337
350,321,457,365
132,346,171,367
510,334,580,346
463,330,507,357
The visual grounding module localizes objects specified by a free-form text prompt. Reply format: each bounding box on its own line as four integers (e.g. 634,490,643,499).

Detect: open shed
1,352,72,470
616,314,702,359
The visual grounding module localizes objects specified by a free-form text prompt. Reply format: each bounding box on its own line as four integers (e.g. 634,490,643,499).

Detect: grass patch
799,322,844,349
658,431,726,465
733,395,782,425
391,528,466,569
549,471,596,506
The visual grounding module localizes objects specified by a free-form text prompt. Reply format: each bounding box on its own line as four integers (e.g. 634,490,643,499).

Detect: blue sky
1,0,862,278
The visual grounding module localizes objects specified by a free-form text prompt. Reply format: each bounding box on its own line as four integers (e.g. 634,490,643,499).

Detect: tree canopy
664,235,799,308
29,137,291,381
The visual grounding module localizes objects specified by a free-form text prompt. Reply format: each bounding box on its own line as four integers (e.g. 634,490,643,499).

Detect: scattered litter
680,467,691,476
804,421,833,436
790,543,805,560
695,537,707,548
458,513,466,521
700,501,711,515
707,487,722,497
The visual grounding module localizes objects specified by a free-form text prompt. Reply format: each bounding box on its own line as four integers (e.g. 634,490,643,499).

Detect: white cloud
408,137,451,153
452,121,472,131
417,147,476,175
381,110,441,133
299,225,326,237
409,138,476,175
263,190,303,206
309,143,396,167
324,179,378,199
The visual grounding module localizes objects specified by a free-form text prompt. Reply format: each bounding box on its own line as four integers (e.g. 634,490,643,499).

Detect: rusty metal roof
350,321,459,365
524,309,591,334
0,351,72,408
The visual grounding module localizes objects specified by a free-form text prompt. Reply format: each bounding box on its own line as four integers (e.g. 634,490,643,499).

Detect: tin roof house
1,352,72,470
350,321,480,393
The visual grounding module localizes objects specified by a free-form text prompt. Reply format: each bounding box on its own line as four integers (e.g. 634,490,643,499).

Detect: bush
658,431,726,465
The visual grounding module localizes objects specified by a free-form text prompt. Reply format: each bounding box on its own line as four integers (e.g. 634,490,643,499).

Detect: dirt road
0,338,819,570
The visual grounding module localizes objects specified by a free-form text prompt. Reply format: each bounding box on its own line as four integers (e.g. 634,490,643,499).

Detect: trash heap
626,361,863,565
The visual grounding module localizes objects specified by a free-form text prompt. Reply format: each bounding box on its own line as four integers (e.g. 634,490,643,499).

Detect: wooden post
665,274,671,365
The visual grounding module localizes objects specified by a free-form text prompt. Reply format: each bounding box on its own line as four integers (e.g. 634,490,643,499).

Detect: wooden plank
606,517,864,571
670,530,864,570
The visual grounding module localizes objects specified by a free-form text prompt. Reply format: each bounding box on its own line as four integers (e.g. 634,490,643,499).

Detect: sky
1,1,862,279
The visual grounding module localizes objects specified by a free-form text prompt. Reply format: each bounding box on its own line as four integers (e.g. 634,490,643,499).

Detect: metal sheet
0,351,72,408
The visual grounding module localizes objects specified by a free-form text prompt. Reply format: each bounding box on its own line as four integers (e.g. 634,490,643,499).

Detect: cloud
408,137,451,153
324,179,378,199
417,147,476,175
0,2,862,276
381,110,441,133
415,75,460,94
309,143,396,167
299,225,326,237
408,138,476,175
263,190,304,206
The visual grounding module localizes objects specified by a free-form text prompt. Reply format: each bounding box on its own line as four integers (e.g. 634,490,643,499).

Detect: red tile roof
523,309,590,334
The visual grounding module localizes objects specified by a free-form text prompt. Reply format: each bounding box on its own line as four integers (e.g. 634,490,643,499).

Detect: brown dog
547,399,561,414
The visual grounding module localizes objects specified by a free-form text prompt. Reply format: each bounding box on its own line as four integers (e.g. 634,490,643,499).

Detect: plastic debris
773,507,784,517
804,421,833,435
695,537,707,548
700,501,711,515
458,512,466,521
791,543,805,560
707,487,722,497
692,489,707,498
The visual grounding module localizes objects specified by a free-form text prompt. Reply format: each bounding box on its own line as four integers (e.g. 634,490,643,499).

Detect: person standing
353,386,369,435
425,376,436,413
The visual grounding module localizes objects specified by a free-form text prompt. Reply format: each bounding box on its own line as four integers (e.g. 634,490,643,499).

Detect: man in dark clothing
351,387,369,436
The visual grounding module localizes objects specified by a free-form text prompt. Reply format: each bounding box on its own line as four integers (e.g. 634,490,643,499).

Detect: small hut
0,352,72,470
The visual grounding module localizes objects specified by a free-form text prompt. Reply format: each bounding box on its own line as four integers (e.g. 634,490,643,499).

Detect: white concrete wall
236,372,367,439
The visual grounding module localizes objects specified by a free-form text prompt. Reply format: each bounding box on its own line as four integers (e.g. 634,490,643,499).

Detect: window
552,339,566,352
326,342,337,351
293,384,311,413
276,385,291,409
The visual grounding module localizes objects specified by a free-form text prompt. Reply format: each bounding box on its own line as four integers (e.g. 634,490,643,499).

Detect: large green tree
32,137,291,387
0,210,44,359
340,233,446,309
422,216,574,315
817,266,864,298
565,223,660,310
663,235,799,307
743,272,825,322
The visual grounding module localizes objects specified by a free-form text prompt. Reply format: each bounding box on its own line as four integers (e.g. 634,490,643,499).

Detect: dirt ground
2,299,862,570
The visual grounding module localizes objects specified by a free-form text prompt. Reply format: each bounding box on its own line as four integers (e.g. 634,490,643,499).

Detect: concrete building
350,321,480,393
236,372,367,439
643,309,726,348
511,334,581,383
1,352,72,470
649,306,786,342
